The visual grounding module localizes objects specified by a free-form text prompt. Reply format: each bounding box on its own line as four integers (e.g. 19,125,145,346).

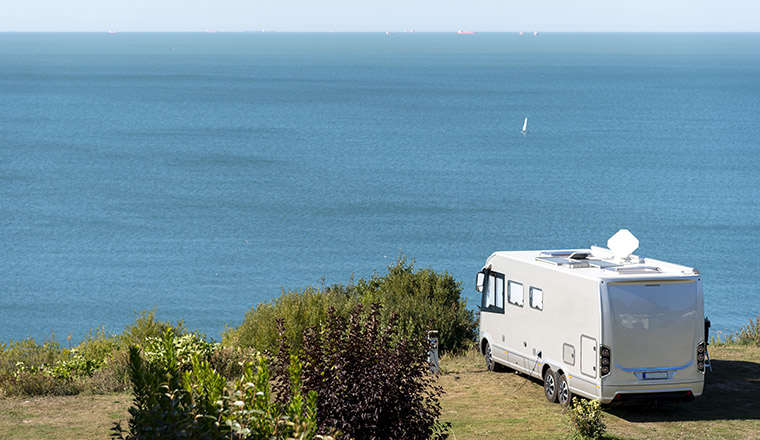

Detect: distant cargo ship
457,30,475,35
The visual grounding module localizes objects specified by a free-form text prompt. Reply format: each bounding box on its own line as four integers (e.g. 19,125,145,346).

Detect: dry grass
438,345,760,440
0,392,130,440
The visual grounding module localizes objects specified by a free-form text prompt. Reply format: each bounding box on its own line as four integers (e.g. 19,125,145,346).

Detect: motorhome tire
558,373,572,407
544,369,558,403
484,342,503,372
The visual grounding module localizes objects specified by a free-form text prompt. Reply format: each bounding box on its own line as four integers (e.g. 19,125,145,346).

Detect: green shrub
709,313,760,346
118,309,190,348
208,345,258,379
224,256,476,355
0,309,190,397
0,336,64,376
223,285,351,356
2,369,84,396
1,345,102,396
566,397,606,440
112,329,322,440
734,313,760,346
352,256,476,354
144,332,216,370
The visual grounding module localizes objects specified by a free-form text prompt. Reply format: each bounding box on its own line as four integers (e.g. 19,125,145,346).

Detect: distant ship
457,30,476,35
521,117,528,134
206,29,218,33
108,30,117,34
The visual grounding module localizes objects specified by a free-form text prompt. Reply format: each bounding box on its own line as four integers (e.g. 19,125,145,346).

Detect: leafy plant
294,303,449,440
223,285,350,358
0,309,196,397
353,255,476,354
113,329,322,440
144,332,216,370
566,397,606,440
734,313,760,346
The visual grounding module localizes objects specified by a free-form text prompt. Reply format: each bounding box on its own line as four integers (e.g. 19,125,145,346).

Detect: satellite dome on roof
607,229,639,261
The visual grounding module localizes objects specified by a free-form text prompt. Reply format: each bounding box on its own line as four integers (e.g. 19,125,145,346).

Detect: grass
438,344,760,440
0,392,130,440
0,345,758,439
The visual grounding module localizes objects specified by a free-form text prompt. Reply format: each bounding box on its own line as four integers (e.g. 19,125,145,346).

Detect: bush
352,256,476,354
566,397,606,440
208,345,258,379
0,344,100,397
734,313,760,346
143,332,216,371
0,336,64,377
2,369,84,396
0,309,191,397
118,309,191,348
224,256,476,355
223,285,350,358
293,304,449,440
112,329,322,440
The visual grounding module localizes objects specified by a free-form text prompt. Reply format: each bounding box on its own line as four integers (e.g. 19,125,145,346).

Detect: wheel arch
541,361,564,377
541,363,553,379
480,336,491,355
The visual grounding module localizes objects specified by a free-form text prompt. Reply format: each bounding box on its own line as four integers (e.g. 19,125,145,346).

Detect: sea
1,32,759,344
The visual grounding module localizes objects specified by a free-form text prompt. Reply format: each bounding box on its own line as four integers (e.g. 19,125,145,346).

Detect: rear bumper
606,390,696,405
600,380,704,404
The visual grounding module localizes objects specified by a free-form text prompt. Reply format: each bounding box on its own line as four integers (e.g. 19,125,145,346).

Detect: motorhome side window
481,272,505,313
508,281,524,307
530,287,543,310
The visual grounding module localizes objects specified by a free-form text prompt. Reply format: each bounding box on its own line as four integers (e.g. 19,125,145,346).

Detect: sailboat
521,117,528,134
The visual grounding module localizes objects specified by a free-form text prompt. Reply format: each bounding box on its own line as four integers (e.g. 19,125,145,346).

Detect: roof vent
568,251,591,260
607,229,639,261
608,265,662,274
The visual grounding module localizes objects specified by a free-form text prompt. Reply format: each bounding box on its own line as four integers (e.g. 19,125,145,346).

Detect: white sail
521,117,528,133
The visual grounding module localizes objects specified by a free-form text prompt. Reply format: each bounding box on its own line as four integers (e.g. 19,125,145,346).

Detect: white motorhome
477,230,707,405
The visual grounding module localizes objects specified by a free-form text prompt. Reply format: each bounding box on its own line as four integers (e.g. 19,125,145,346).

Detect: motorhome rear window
607,280,698,369
508,281,524,307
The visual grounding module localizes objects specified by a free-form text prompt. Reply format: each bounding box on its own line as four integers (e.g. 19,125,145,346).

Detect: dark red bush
276,304,449,439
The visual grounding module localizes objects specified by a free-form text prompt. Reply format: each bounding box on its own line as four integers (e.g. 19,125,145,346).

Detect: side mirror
476,271,485,293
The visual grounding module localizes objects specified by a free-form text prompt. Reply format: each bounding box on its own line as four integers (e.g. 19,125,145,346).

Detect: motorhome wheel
558,373,572,406
544,369,558,403
484,342,503,372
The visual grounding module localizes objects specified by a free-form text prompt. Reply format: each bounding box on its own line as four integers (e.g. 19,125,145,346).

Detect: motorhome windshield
607,280,698,370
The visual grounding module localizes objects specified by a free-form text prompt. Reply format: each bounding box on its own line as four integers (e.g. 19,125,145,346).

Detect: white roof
487,248,699,282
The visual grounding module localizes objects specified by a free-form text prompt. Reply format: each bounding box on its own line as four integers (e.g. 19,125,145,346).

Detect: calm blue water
2,33,759,343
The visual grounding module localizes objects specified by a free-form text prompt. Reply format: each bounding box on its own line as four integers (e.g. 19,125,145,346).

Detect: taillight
600,345,611,376
697,342,705,373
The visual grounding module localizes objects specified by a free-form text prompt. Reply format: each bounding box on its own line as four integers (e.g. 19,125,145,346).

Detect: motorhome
476,230,707,405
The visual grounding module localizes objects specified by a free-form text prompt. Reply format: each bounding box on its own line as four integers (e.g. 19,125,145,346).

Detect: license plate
642,371,668,380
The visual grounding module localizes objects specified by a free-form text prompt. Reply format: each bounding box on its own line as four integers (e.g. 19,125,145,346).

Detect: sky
2,0,759,32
